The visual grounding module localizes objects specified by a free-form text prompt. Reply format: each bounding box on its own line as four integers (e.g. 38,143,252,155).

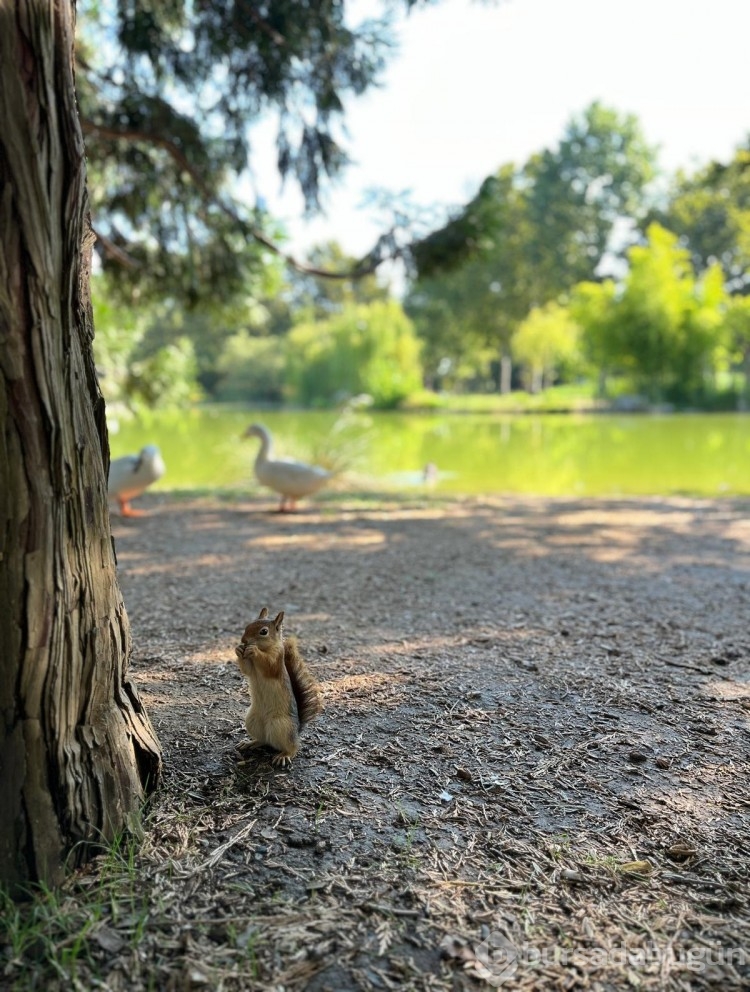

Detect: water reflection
108,408,750,497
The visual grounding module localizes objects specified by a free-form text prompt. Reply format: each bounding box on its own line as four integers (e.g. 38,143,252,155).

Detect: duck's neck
254,428,272,465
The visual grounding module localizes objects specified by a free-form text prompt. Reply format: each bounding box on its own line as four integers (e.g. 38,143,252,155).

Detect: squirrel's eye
259,626,269,636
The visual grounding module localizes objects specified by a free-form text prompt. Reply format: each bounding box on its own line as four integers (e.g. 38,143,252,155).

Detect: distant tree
408,167,532,391
585,224,727,401
408,104,657,391
523,101,657,296
287,300,423,408
126,338,202,409
724,295,750,405
215,332,288,403
568,280,619,394
406,261,497,391
512,302,581,392
653,142,750,293
414,102,656,292
91,273,149,406
282,242,391,320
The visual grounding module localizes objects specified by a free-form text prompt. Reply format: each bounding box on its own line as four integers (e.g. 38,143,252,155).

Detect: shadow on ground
18,494,750,990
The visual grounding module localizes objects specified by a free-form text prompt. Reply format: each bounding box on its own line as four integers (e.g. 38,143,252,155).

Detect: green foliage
0,831,147,989
569,280,619,389
411,102,656,288
91,273,149,407
133,294,272,387
524,101,657,295
287,300,423,408
406,265,507,390
91,259,283,408
407,165,532,388
76,1,429,305
215,332,287,402
616,224,727,399
406,104,658,390
571,224,728,403
411,174,508,279
723,294,750,404
126,337,202,409
92,275,147,367
92,282,204,412
725,294,750,358
651,142,750,292
283,241,390,319
512,302,582,391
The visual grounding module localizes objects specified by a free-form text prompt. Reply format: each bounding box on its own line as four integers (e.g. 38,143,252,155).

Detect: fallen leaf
618,860,653,875
94,927,126,954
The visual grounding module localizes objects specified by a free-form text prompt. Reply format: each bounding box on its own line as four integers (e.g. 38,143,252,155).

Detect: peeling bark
0,1,161,892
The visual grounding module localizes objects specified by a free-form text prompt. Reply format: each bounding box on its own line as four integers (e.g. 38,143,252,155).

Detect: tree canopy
406,102,658,387
651,142,750,293
77,0,428,302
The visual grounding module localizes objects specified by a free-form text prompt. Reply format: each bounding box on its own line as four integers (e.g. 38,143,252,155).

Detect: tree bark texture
0,1,161,892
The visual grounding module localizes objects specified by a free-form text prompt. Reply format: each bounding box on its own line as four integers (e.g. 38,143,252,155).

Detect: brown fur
235,608,321,764
282,635,322,727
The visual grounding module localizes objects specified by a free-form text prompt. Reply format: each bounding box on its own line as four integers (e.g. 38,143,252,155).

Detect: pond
108,406,750,498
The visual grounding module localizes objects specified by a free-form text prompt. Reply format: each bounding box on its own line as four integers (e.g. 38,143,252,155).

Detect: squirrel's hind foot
271,751,294,767
236,738,263,757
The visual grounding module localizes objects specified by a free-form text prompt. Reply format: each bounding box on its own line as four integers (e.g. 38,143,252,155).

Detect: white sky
247,0,750,272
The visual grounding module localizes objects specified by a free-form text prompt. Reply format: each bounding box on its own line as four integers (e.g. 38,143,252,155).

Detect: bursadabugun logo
469,933,749,987
473,932,519,986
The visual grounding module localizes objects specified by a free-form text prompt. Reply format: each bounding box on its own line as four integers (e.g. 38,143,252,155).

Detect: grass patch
0,831,149,991
400,382,604,413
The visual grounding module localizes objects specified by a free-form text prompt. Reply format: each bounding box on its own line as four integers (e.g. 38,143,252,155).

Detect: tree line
94,103,750,412
406,102,750,407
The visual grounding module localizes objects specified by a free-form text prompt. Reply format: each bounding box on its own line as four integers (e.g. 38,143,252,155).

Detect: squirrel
234,607,322,766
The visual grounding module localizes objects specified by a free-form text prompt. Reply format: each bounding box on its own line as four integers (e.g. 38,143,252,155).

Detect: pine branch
80,120,398,281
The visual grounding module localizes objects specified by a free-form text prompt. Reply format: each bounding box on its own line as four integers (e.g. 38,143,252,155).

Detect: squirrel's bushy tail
285,636,322,727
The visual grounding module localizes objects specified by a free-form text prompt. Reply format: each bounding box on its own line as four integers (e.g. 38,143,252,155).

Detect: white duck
108,444,166,517
244,423,332,512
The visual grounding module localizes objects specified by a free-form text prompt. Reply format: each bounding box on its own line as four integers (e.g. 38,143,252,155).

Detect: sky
247,0,750,274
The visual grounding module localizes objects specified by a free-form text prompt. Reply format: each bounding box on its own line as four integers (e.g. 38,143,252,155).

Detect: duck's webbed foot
119,500,148,518
277,497,299,513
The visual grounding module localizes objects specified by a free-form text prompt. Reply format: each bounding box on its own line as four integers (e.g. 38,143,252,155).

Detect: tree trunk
740,347,750,412
499,353,512,395
0,1,161,893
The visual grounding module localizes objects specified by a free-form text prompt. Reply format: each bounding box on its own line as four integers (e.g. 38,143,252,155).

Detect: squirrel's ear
258,607,269,619
274,611,284,629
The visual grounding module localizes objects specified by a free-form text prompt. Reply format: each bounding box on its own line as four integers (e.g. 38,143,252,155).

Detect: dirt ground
15,492,750,990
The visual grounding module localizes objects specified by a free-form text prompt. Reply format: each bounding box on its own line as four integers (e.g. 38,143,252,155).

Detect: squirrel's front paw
236,644,258,670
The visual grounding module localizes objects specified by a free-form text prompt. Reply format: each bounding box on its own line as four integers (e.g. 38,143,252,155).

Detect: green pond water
108,407,750,498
